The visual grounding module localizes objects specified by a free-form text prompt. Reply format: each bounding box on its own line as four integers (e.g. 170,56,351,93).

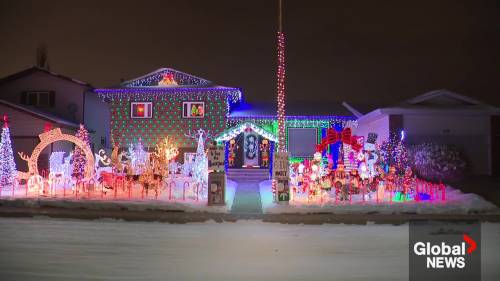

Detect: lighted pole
276,0,286,152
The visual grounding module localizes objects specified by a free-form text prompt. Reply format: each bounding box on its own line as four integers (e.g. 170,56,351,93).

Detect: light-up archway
18,128,95,181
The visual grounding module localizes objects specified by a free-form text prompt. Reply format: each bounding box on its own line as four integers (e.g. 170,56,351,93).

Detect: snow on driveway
0,218,499,281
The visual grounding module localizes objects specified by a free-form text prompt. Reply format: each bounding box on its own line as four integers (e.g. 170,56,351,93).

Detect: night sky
1,0,499,106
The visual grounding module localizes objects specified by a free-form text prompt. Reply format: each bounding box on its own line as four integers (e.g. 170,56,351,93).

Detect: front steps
227,168,270,182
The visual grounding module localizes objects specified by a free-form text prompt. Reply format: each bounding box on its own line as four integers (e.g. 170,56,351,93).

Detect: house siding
109,93,228,149
0,71,86,123
354,114,390,145
403,114,491,175
0,103,76,172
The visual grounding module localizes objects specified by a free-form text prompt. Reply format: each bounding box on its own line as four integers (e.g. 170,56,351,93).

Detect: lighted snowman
359,133,378,180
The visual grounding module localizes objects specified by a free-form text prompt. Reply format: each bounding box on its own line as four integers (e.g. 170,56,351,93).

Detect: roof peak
120,67,215,88
404,89,487,106
0,66,92,87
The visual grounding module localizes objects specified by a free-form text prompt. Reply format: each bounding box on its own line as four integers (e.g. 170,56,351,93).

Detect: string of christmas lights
71,125,90,179
0,115,16,186
215,122,278,142
276,31,286,152
95,88,242,105
122,68,211,87
227,117,358,129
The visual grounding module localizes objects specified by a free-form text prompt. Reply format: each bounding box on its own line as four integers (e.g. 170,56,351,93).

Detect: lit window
182,102,205,118
130,102,153,119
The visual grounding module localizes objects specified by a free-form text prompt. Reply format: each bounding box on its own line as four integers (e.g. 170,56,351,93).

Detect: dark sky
1,0,499,106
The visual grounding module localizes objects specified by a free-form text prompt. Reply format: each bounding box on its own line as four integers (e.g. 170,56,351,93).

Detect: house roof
0,66,92,88
214,122,278,142
402,89,488,107
0,99,80,129
344,89,500,118
95,67,242,103
230,101,356,118
117,68,232,89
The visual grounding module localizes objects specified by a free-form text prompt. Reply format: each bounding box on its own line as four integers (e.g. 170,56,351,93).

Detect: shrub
410,143,467,182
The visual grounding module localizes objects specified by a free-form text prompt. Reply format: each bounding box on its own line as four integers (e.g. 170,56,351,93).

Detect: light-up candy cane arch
17,128,95,181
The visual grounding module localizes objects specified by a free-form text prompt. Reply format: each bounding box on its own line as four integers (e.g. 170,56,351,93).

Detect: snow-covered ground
260,180,498,214
0,217,498,281
0,180,237,213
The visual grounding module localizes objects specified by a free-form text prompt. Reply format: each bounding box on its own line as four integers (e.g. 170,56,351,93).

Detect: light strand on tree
276,31,286,152
0,115,16,186
71,124,90,179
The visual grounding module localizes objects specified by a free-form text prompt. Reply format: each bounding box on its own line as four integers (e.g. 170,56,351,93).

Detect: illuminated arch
18,128,95,181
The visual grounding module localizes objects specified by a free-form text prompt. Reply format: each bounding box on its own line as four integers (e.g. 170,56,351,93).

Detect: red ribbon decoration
316,128,362,152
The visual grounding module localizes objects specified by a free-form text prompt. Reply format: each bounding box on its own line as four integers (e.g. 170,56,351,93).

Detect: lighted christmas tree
192,131,208,187
0,115,17,186
71,124,90,179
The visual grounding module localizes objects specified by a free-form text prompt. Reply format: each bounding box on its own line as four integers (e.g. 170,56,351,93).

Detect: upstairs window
182,102,205,118
20,91,55,107
130,102,153,119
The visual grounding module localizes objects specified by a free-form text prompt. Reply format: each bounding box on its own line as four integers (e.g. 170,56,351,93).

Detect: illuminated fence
281,178,446,205
0,173,205,202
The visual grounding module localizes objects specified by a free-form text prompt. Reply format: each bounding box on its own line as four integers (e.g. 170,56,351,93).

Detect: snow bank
259,180,498,215
0,180,237,213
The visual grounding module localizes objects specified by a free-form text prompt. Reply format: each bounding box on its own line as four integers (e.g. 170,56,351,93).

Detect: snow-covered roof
215,122,277,142
0,99,80,128
345,89,500,119
403,89,488,107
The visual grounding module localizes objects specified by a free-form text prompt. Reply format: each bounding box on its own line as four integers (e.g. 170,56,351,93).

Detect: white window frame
182,101,205,118
130,102,153,119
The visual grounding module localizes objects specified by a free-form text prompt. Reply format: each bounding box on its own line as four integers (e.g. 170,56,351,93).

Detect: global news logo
413,234,477,269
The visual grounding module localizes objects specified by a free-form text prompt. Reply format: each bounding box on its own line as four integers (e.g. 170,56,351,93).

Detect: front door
243,130,259,167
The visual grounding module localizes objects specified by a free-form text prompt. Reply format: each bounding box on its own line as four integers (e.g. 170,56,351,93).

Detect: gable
406,90,484,107
121,68,213,88
215,122,277,142
0,66,91,88
412,95,476,106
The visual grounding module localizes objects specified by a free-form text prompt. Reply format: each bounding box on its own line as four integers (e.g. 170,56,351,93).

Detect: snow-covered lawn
0,180,237,213
0,218,498,281
260,180,498,214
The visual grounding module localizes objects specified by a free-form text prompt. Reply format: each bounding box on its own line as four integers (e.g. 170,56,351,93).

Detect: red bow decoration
316,128,362,152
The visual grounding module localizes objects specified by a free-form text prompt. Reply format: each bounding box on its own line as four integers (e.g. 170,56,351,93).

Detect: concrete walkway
230,180,262,214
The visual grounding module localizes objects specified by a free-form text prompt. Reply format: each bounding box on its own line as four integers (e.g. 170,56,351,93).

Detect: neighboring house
0,66,110,158
95,68,357,171
0,99,79,172
345,90,500,175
